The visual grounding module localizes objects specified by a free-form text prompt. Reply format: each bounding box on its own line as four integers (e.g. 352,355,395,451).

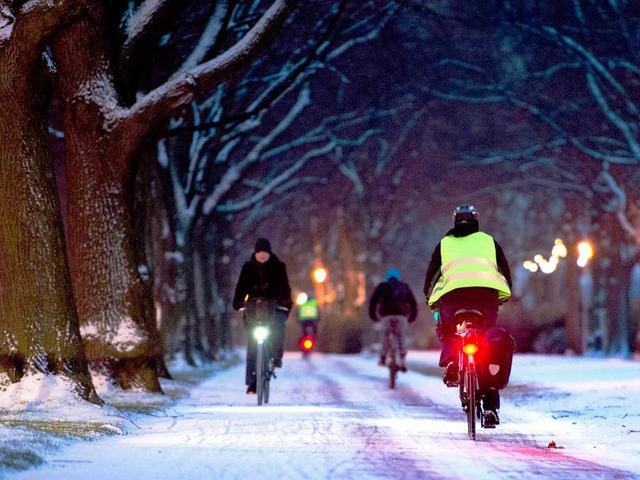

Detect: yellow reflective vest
298,298,319,320
428,232,511,306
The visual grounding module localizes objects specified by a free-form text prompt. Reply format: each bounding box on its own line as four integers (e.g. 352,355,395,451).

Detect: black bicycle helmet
453,204,479,224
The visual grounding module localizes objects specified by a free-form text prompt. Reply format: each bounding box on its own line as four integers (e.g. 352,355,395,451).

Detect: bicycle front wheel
256,342,264,406
466,369,477,440
263,342,271,404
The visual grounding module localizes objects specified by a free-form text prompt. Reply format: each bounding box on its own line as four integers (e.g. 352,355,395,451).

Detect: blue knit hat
385,268,401,281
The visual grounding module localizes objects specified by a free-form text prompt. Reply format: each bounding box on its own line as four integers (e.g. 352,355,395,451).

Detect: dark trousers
245,310,287,385
380,315,409,358
299,320,318,338
436,296,500,411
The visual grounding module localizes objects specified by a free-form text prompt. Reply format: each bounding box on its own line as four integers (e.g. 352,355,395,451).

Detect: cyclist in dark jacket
369,269,418,372
233,238,292,394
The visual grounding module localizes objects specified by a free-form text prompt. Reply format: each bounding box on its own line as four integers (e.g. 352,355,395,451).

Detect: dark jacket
232,253,293,311
369,278,418,322
423,223,512,306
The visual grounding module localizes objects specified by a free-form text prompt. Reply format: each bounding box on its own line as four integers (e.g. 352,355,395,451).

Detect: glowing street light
551,238,568,258
577,240,594,268
523,238,570,274
312,266,328,284
295,292,308,305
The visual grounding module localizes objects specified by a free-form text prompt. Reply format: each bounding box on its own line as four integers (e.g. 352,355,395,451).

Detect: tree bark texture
53,12,162,391
0,49,99,403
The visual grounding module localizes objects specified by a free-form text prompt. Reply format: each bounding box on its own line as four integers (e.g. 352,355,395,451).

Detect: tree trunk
0,61,99,403
53,13,162,391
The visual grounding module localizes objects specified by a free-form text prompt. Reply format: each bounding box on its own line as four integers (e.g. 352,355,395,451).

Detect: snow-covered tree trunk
53,12,163,391
0,1,99,403
52,0,296,386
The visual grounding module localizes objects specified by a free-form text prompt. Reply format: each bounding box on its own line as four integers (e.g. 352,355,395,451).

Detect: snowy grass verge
0,351,241,475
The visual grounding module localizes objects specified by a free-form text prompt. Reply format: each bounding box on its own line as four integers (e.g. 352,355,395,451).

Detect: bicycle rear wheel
466,369,477,440
388,362,397,389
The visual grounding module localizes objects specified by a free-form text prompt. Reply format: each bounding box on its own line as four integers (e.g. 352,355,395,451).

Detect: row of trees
238,1,640,356
2,0,637,410
0,0,297,404
0,0,410,404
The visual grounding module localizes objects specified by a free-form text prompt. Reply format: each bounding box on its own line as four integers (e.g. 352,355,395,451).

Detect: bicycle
253,319,274,405
243,298,279,406
298,321,318,358
381,316,405,389
454,308,486,440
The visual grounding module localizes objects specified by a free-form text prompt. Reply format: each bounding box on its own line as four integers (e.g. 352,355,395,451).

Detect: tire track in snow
341,354,638,479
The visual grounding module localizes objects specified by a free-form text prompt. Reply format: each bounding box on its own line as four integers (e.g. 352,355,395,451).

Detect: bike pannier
478,327,516,390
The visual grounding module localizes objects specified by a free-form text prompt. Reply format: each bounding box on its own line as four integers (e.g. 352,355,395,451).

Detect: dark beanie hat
254,237,272,253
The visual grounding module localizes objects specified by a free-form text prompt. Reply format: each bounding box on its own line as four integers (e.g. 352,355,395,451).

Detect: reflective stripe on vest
298,299,319,320
428,232,511,305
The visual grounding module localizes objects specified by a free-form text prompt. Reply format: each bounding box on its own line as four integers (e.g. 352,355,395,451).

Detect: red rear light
300,335,315,352
463,343,478,355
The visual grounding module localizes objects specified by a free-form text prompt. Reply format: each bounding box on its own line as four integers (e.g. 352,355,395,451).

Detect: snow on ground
1,351,640,479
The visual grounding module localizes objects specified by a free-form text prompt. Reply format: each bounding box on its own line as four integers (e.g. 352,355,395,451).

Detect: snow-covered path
7,351,640,479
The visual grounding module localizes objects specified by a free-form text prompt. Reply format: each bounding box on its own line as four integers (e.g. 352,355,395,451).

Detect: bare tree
49,0,296,391
426,0,640,355
153,0,401,359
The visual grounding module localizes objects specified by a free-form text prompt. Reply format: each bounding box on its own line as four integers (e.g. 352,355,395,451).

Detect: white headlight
254,325,269,342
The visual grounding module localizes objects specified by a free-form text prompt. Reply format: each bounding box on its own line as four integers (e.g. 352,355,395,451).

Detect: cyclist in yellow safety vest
297,295,320,339
423,205,512,427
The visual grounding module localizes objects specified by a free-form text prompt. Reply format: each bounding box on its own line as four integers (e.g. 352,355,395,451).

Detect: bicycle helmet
453,205,479,224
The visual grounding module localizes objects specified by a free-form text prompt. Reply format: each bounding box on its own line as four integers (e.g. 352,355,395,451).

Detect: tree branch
598,166,639,242
9,0,93,54
124,0,296,136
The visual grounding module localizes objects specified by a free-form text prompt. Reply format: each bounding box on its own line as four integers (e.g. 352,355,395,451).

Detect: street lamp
576,240,594,268
311,265,328,306
312,266,328,284
295,292,308,305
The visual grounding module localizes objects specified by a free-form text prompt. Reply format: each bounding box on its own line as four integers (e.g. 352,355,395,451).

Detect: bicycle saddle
454,308,483,326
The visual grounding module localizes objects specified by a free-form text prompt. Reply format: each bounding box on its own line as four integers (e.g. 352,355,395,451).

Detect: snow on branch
216,141,336,212
327,2,398,61
178,0,229,74
125,0,296,138
9,0,92,52
122,0,174,55
585,71,640,158
202,81,310,214
597,165,639,242
0,2,14,44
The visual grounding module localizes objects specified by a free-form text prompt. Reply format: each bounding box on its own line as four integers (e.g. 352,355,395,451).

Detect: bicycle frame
253,321,273,406
455,310,484,440
244,298,277,406
384,317,403,389
387,332,401,389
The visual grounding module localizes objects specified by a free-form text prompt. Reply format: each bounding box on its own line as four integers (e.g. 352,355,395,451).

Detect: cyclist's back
368,269,417,371
423,205,512,427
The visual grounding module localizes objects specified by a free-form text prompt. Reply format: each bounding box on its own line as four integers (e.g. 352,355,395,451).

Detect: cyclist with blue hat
368,268,418,371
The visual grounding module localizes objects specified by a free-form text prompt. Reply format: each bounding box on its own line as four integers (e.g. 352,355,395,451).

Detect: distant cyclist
233,238,292,394
423,205,512,427
368,268,418,372
296,293,319,339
